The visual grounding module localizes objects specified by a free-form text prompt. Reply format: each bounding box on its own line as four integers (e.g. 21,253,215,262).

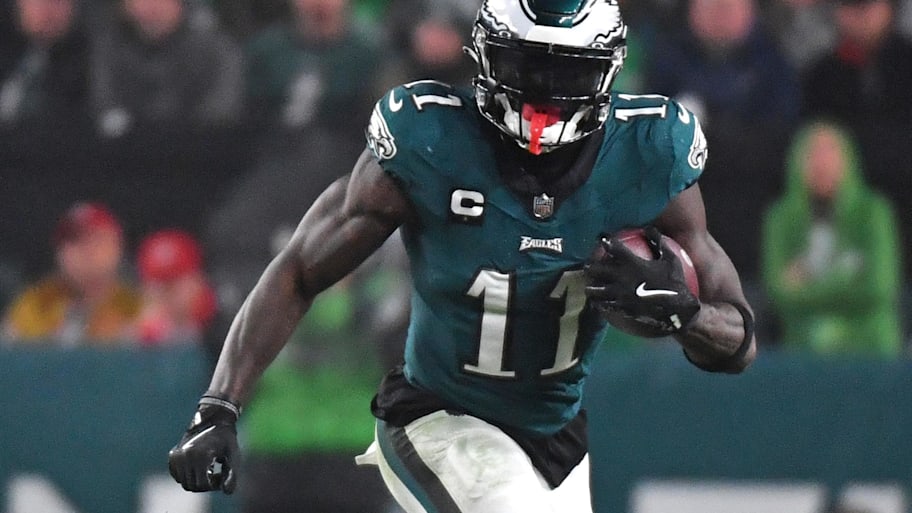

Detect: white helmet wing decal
481,0,621,48
480,0,536,36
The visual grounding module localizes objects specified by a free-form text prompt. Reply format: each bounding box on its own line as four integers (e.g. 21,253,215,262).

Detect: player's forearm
676,301,756,373
204,155,409,405
207,253,313,405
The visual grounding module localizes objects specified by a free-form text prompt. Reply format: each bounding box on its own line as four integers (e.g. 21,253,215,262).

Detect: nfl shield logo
533,193,554,220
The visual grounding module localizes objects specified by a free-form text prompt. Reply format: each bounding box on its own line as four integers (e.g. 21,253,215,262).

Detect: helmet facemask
470,23,626,155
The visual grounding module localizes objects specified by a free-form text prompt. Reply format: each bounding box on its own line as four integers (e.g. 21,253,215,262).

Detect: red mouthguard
522,104,561,155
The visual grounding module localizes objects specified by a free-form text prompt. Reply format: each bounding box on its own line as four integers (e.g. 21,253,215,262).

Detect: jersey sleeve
609,94,707,206
365,86,410,186
364,81,466,193
663,100,707,197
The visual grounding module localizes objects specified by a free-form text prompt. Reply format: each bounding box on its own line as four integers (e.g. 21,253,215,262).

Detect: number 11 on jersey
463,269,588,378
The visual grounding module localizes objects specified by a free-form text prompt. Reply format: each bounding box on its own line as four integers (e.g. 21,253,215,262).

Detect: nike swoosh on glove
584,226,700,334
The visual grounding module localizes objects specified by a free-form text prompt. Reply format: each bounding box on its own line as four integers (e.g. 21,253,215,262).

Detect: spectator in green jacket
761,119,903,357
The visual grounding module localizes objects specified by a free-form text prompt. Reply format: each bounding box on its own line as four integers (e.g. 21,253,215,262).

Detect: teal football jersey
366,81,706,436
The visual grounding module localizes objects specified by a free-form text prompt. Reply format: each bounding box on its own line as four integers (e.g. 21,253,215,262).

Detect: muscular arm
655,185,757,373
207,149,413,404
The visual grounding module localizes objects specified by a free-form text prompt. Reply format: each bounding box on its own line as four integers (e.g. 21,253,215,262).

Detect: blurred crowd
1,201,218,348
1,0,911,349
2,0,910,510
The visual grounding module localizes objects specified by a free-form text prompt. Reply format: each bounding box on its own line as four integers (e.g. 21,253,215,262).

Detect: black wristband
199,394,242,420
684,301,754,373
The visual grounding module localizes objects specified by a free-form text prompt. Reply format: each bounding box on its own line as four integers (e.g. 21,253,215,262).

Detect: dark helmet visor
487,40,614,100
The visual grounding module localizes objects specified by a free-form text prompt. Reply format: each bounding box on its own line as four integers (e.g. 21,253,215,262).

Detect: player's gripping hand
168,396,240,494
584,226,700,334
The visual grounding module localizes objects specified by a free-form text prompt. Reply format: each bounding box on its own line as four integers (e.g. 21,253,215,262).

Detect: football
593,228,700,338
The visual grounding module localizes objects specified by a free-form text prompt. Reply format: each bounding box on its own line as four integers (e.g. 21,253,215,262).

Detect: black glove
168,396,240,494
584,226,700,334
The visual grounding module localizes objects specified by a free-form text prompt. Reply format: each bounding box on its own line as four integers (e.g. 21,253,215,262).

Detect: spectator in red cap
2,202,141,346
134,229,217,346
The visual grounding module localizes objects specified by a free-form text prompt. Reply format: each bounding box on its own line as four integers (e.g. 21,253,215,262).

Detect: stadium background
2,0,912,512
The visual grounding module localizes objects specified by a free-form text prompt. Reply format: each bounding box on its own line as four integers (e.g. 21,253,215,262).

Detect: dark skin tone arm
207,149,413,405
654,184,758,372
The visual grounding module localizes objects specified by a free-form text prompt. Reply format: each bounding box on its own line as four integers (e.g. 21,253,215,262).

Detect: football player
168,1,757,511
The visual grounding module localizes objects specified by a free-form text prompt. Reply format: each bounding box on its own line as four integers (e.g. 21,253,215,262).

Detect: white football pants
356,410,593,513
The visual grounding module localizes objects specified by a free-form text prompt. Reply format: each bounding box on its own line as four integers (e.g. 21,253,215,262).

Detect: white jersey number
462,269,588,378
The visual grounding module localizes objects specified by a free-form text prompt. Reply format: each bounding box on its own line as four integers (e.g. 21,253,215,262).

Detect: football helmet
469,0,627,154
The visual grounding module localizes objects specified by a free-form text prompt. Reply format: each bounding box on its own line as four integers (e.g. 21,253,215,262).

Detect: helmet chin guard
470,0,627,153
